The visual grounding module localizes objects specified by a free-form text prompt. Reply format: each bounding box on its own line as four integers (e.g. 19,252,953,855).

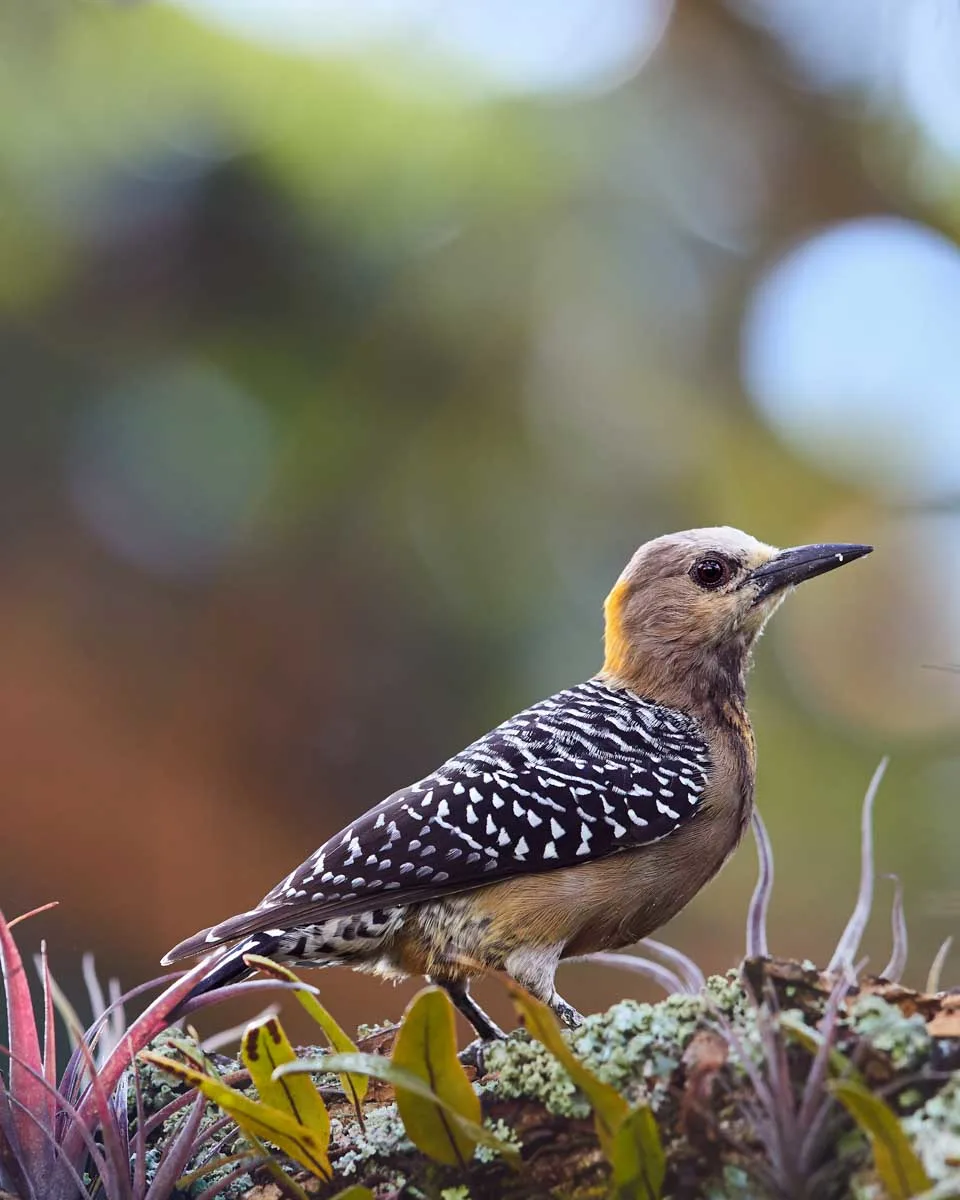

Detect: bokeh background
3,0,960,1038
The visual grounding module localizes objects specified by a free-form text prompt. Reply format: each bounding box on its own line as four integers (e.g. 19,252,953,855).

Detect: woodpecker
163,528,871,1039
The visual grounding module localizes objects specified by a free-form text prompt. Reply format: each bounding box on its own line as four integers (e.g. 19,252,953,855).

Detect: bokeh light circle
900,0,960,158
742,216,960,503
68,363,277,579
175,0,673,97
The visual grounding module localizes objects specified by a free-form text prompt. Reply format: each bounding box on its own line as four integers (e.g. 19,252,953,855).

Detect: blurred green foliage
0,0,957,1032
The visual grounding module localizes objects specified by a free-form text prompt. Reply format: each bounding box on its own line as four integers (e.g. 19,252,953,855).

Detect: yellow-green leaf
391,986,482,1167
240,1015,330,1150
242,1132,314,1200
243,952,368,1106
508,982,629,1157
139,1051,332,1180
912,1181,960,1200
609,1105,665,1200
329,1189,376,1200
275,1051,519,1163
830,1078,931,1199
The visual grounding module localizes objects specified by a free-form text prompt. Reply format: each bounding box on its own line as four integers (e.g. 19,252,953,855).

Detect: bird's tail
171,932,282,1019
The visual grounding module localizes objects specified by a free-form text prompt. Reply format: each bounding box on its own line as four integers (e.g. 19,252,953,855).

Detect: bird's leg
504,953,585,1030
429,976,507,1041
428,976,506,1073
549,993,584,1029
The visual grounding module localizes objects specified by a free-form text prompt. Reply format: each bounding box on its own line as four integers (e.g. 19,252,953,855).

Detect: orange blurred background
2,0,959,1039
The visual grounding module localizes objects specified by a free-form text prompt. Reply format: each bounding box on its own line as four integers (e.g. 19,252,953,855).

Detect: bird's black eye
691,557,732,590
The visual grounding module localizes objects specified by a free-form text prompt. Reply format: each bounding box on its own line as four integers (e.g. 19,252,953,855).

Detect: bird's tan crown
601,526,872,711
601,528,780,712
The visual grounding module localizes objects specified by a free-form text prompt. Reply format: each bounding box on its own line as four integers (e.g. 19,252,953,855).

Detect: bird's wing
162,679,711,962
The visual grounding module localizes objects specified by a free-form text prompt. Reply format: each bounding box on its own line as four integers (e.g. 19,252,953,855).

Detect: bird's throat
601,578,751,724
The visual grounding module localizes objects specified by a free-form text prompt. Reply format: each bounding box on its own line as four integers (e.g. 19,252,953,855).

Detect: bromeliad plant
566,757,954,1200
0,904,319,1200
144,980,523,1185
140,956,377,1193
146,969,665,1198
5,756,957,1200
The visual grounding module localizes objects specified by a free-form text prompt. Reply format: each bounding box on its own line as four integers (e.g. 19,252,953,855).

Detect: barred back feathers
163,679,709,964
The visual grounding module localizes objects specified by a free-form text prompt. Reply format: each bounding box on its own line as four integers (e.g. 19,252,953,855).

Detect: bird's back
164,679,718,965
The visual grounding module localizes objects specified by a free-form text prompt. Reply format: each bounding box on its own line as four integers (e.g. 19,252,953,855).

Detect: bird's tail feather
170,932,282,1018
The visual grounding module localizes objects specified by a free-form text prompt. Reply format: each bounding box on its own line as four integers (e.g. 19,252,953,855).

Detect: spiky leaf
140,1051,332,1180
830,1078,931,1199
609,1104,666,1200
390,986,481,1166
780,1012,862,1082
243,953,368,1108
508,981,629,1157
275,1052,517,1161
0,906,53,1181
240,1015,330,1149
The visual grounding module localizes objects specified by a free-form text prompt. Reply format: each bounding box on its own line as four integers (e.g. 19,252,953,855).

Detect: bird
163,527,871,1041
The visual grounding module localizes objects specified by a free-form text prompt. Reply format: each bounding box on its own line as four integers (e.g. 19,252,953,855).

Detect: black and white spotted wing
164,680,711,960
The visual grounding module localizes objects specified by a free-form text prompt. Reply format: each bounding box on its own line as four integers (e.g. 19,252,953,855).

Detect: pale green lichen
355,1019,400,1039
847,994,931,1071
850,1170,886,1200
901,1074,960,1182
704,1164,754,1198
440,1187,471,1199
484,1032,589,1118
332,1106,413,1176
704,970,752,1018
331,1102,515,1186
475,1117,522,1164
485,975,750,1118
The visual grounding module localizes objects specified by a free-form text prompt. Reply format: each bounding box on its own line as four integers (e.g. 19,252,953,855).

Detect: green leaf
241,1131,314,1200
275,1051,519,1163
329,1188,376,1200
829,1078,931,1199
240,1014,330,1149
911,1179,960,1200
507,981,629,1158
390,986,482,1167
243,952,368,1109
140,1050,332,1180
609,1105,665,1200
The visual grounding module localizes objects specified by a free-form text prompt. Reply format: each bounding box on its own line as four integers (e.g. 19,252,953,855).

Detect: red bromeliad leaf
1,1046,109,1197
7,903,59,932
0,907,53,1171
38,942,57,1136
62,949,230,1166
71,1036,132,1200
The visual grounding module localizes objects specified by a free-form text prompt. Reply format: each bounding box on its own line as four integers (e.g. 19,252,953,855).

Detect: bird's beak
748,542,873,603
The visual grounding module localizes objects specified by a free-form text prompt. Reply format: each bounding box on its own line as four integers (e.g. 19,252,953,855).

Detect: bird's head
601,526,872,712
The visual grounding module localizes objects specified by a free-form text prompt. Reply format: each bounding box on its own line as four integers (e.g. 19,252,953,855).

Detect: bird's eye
691,557,731,590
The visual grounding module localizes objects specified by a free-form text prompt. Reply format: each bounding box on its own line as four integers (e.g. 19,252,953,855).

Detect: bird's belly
337,795,751,980
425,801,750,966
560,831,734,956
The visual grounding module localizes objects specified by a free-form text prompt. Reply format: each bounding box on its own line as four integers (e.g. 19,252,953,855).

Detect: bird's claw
458,1037,499,1075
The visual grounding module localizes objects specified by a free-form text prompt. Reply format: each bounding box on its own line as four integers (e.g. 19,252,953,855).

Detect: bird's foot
458,1036,503,1075
550,994,584,1029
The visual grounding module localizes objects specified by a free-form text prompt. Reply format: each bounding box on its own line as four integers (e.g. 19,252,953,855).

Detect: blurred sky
2,0,960,1037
